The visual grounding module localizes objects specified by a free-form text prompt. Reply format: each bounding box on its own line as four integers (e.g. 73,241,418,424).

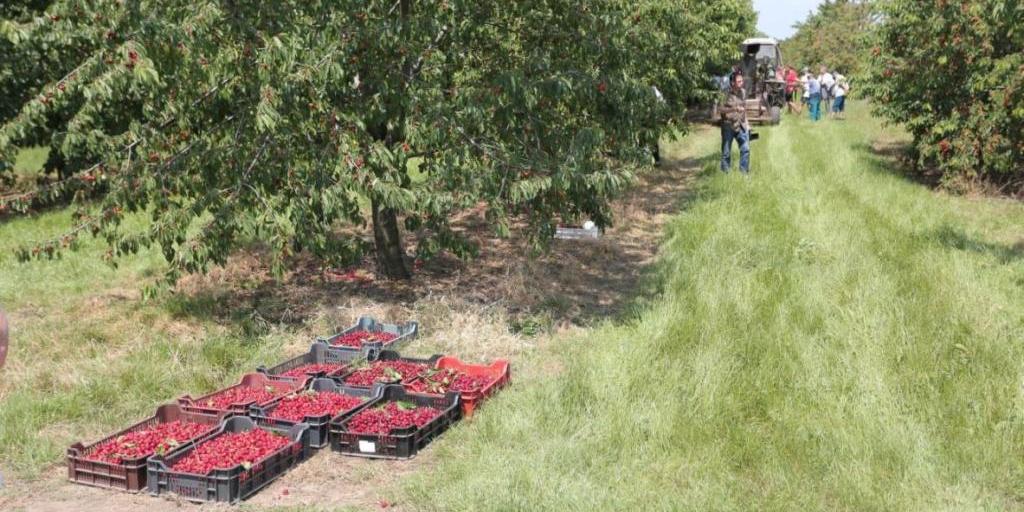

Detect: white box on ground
554,226,600,240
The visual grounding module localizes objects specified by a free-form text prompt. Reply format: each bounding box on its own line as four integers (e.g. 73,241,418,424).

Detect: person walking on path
719,72,751,175
807,73,822,121
831,71,849,120
785,66,801,114
819,66,835,117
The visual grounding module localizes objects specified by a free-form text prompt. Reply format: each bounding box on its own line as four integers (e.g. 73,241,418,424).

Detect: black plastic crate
67,404,226,492
315,316,419,360
147,416,311,503
329,384,461,459
257,342,361,382
178,373,306,416
249,378,382,448
334,350,443,390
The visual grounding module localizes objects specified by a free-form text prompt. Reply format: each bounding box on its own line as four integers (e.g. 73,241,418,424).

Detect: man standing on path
719,72,751,175
807,73,822,122
832,70,849,120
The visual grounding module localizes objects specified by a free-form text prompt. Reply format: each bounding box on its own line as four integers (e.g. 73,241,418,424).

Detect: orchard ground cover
2,102,1023,510
0,117,701,510
402,104,1024,510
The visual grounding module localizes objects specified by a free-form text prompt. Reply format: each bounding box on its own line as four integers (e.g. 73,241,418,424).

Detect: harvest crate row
66,316,511,504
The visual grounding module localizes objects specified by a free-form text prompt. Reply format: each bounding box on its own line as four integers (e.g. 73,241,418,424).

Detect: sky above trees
754,0,823,39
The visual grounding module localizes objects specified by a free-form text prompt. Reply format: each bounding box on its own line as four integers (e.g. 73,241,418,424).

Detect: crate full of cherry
147,416,311,503
329,385,460,459
314,316,419,359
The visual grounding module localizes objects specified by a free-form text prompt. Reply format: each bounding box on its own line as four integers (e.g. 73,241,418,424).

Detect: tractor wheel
770,106,781,125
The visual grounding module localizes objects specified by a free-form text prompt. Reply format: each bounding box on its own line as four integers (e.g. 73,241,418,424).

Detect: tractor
712,37,787,126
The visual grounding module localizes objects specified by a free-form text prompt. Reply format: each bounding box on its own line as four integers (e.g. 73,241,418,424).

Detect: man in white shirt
819,66,835,117
831,72,849,120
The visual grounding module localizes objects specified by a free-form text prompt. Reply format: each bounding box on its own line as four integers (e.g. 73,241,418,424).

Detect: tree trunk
371,198,410,280
45,146,68,180
364,0,413,281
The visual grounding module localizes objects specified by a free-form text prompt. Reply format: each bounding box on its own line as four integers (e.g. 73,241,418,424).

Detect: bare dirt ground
0,136,707,512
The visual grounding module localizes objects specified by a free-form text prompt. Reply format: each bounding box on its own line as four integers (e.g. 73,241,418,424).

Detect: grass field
401,105,1024,510
2,102,1023,510
12,146,48,177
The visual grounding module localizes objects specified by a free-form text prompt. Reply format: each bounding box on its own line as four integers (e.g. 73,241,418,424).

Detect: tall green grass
0,208,293,476
12,146,48,178
403,104,1024,511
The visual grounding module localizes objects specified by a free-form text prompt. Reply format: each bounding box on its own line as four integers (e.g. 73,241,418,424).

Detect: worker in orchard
719,71,751,175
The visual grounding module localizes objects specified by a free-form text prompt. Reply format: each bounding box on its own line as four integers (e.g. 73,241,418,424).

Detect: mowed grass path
404,104,1024,511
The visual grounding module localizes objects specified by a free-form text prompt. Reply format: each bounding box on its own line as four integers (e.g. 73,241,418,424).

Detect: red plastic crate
67,404,225,492
405,357,510,417
178,373,305,416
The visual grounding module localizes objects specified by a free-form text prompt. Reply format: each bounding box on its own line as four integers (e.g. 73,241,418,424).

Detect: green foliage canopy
0,0,754,280
862,0,1024,187
780,0,874,76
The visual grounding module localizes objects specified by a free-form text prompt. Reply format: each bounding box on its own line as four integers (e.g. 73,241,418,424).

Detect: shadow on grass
852,140,946,190
851,138,1024,266
927,224,1024,264
163,149,724,334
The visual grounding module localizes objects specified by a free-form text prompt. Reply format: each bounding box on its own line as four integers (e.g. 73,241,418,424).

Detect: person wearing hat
718,71,751,175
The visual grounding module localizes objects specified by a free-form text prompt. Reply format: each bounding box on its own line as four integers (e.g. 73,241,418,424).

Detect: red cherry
279,363,346,379
171,429,290,475
85,421,214,464
343,361,427,387
330,330,397,348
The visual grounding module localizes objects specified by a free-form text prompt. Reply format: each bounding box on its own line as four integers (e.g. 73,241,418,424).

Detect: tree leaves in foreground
862,0,1024,189
0,0,754,280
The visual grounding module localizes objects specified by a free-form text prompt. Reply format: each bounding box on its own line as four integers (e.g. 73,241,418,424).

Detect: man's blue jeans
721,124,750,174
809,93,822,121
